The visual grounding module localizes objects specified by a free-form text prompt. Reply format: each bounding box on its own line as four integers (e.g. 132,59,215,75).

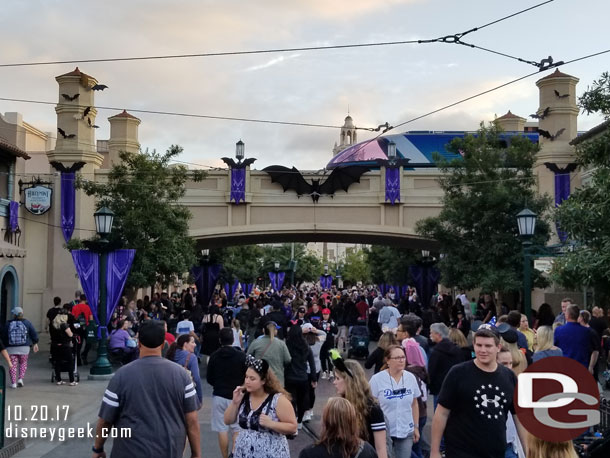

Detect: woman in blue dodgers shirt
369,344,421,458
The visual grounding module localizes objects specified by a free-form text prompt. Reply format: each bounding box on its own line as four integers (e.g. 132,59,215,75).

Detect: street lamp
324,264,329,275
421,249,430,259
517,208,537,321
387,140,397,159
235,140,245,162
274,260,280,271
90,207,115,376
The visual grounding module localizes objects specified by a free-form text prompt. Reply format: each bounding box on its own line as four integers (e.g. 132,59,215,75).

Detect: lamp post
90,207,114,376
516,208,537,321
198,249,210,308
273,260,280,290
235,140,245,162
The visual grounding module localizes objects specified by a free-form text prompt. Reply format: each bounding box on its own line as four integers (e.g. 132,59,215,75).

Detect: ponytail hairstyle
165,334,193,361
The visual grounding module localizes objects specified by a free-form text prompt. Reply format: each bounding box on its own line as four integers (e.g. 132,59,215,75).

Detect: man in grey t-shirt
92,320,201,458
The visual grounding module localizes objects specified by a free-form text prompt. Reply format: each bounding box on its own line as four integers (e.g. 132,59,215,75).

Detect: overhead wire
0,1,555,71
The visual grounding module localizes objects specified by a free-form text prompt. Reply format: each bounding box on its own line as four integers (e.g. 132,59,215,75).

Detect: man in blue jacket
554,304,594,370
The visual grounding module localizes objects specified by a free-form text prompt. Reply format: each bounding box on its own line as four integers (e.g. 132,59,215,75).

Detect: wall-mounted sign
24,185,52,215
534,259,553,274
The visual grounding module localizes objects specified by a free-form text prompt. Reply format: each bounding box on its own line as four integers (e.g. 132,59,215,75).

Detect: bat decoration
61,93,79,101
91,84,108,91
530,107,550,120
554,89,569,99
263,165,370,202
376,158,411,168
87,118,99,128
57,128,76,139
543,162,578,174
83,106,91,117
537,128,565,141
50,161,86,173
221,157,257,169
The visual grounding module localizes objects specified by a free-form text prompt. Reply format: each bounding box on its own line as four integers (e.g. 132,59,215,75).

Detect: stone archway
0,265,19,326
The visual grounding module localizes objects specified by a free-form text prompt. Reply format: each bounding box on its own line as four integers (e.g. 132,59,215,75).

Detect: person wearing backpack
2,307,39,388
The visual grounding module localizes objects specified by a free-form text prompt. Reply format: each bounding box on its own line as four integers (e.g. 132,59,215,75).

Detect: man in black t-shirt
45,296,62,332
430,326,528,458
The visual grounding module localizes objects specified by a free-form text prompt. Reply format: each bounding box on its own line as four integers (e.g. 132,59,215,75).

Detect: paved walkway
2,334,337,458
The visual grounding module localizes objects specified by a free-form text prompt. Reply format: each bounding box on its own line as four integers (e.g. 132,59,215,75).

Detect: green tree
363,245,417,285
76,146,205,288
341,249,371,286
415,122,551,296
554,72,610,303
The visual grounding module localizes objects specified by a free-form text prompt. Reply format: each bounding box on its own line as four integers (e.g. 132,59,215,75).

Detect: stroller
50,339,80,384
347,325,370,359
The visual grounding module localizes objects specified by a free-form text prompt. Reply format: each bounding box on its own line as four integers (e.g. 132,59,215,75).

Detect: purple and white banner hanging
554,171,570,243
105,249,136,326
71,250,100,327
61,172,76,242
385,167,400,205
191,264,221,307
9,201,19,232
277,272,285,289
269,271,278,291
230,168,246,204
319,275,333,289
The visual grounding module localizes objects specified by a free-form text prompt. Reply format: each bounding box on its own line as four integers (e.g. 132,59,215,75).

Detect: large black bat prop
543,162,578,174
50,161,86,173
537,128,565,141
263,165,370,202
221,157,257,169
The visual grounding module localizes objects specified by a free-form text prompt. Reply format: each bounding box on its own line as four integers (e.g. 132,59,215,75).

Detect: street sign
534,259,553,274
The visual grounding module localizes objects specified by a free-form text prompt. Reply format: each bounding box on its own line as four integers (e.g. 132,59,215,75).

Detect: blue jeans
505,444,518,458
411,417,427,458
392,434,414,458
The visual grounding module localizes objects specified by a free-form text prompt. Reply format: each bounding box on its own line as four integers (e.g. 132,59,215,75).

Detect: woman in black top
334,359,388,458
284,325,316,427
49,306,77,385
365,332,398,374
299,397,377,458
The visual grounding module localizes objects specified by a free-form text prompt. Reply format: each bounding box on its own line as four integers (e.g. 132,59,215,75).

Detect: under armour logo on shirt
480,394,500,408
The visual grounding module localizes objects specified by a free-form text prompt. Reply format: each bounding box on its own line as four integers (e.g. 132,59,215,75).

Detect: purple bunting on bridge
230,168,246,204
385,167,400,205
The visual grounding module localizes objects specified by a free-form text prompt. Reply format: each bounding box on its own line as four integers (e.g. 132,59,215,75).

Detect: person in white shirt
175,311,195,336
369,344,421,458
378,302,401,334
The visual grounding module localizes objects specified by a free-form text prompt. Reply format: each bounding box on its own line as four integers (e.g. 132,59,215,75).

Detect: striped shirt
98,356,199,458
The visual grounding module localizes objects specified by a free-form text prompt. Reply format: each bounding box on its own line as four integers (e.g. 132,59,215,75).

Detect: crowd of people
13,282,606,458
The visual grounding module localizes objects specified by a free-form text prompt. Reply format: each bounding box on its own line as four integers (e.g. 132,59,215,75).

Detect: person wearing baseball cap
93,320,201,458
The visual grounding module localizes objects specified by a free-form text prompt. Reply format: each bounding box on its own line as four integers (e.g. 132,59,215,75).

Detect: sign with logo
515,356,600,441
24,185,52,215
534,259,553,274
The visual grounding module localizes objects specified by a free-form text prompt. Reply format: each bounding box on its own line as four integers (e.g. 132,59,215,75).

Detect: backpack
76,312,87,329
8,320,28,346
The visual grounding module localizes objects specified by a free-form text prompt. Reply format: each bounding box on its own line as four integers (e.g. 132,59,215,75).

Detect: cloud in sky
0,0,607,171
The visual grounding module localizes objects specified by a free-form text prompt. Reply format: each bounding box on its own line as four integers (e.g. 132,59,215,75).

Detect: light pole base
88,373,114,381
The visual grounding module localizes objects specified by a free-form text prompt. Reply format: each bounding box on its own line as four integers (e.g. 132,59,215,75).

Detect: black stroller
50,339,80,384
347,325,370,359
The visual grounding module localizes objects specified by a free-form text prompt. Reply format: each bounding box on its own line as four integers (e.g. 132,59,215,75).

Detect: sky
1,0,608,171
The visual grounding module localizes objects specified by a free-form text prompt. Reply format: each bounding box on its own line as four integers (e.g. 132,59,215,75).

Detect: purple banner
61,172,76,242
230,167,246,204
554,172,570,242
9,201,19,233
191,264,221,308
409,265,440,309
105,249,136,326
385,167,400,205
269,272,278,291
245,283,253,296
319,275,333,289
71,250,100,327
277,272,285,290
